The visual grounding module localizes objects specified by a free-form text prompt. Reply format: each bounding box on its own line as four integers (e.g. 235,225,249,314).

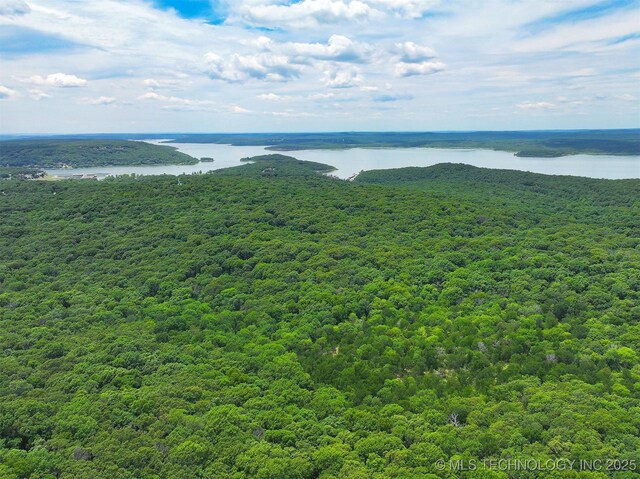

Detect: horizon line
2,127,639,138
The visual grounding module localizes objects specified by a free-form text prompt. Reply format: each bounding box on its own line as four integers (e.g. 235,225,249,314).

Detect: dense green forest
354,163,640,203
1,158,639,478
4,130,639,158
0,140,197,168
159,130,640,157
220,154,336,177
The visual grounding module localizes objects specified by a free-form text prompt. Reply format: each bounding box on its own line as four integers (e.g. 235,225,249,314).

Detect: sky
0,0,639,133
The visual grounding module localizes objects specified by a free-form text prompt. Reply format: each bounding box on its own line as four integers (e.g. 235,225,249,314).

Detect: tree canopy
0,140,197,168
1,160,638,478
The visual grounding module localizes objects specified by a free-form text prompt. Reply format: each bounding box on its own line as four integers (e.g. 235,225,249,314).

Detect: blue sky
153,0,225,22
0,0,638,133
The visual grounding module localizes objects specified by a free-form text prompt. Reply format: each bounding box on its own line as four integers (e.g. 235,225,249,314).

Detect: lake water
44,140,640,180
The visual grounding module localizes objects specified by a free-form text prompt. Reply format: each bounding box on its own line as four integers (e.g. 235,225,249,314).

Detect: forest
160,130,640,157
0,157,639,478
4,131,639,159
0,140,197,168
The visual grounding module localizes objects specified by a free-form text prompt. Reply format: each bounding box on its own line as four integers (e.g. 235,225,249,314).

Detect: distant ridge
3,130,638,157
354,162,640,207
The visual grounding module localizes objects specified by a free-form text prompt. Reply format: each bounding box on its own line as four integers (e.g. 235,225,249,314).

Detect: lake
44,140,640,180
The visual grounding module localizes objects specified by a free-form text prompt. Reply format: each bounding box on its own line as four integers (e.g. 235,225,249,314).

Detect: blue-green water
43,140,640,180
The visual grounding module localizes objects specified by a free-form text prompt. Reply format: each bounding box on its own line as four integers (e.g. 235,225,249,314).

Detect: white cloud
0,0,638,132
204,52,301,83
395,60,445,77
487,70,535,84
566,68,596,77
27,3,80,21
257,93,287,101
516,101,556,109
139,92,216,110
395,42,437,63
235,0,439,26
28,89,50,100
203,35,372,85
392,42,443,77
27,73,87,88
311,92,339,100
310,91,357,102
286,35,372,63
230,105,251,113
240,0,381,28
0,0,30,16
142,78,185,91
143,79,161,89
368,0,439,19
615,94,637,102
139,92,162,100
251,36,274,51
514,10,640,53
83,96,116,105
271,110,318,117
556,96,585,106
0,85,17,99
322,65,363,88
